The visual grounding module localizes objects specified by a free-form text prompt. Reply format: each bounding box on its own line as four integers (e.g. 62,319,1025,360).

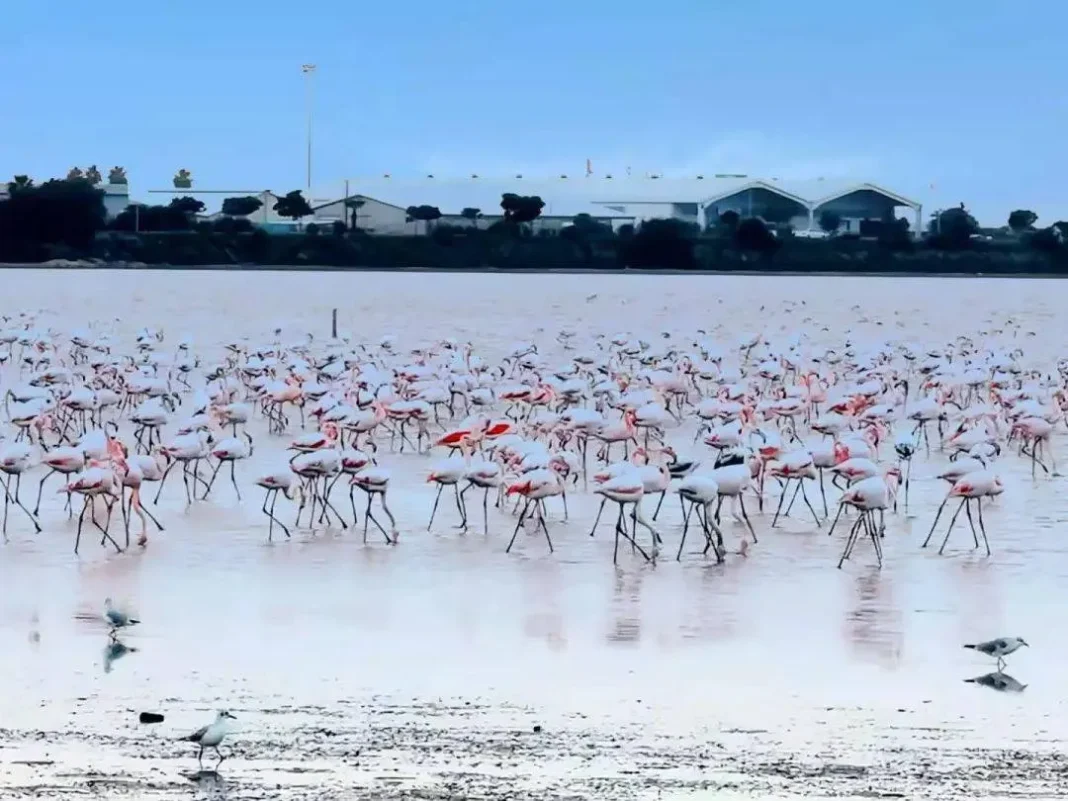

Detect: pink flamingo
255,468,302,541
504,469,562,554
591,408,638,463
922,469,1002,556
63,461,122,554
349,467,398,543
835,473,897,569
1012,416,1057,477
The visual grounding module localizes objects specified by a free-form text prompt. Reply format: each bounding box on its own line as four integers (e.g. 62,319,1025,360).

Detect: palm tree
345,197,366,230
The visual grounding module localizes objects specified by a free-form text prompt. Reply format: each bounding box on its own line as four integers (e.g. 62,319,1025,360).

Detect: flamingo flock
0,315,1059,572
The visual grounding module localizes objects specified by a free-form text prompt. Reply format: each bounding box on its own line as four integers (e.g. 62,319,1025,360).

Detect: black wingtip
963,643,976,649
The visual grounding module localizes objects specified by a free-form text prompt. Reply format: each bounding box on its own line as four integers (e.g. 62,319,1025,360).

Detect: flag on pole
586,158,593,177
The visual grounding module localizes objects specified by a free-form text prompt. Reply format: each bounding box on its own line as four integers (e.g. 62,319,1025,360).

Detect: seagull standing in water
180,710,237,769
964,636,1029,670
103,597,140,640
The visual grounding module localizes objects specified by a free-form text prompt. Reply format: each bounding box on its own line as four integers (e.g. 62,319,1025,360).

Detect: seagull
963,636,1028,670
180,710,237,769
103,597,140,639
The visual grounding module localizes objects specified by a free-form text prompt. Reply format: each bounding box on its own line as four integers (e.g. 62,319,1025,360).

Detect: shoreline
1,261,1066,279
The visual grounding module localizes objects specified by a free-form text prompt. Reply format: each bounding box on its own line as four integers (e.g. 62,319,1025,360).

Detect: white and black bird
103,597,140,638
180,710,237,769
963,636,1029,669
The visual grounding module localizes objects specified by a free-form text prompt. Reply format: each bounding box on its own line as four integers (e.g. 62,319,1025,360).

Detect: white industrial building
293,175,923,236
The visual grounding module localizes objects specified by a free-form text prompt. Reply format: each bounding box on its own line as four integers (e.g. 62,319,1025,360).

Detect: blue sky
4,0,1066,224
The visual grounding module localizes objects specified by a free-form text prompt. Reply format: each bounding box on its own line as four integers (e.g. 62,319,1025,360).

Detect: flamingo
835,474,896,569
290,448,346,530
675,475,726,562
63,463,122,554
33,445,85,517
592,472,659,563
0,442,41,538
154,430,213,505
255,468,302,541
349,467,398,544
922,469,1002,556
504,469,562,554
203,434,254,501
460,457,502,535
1012,416,1057,477
427,456,468,531
591,408,638,463
767,450,821,528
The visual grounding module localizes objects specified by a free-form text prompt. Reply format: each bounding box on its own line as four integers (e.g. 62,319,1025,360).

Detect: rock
138,712,165,724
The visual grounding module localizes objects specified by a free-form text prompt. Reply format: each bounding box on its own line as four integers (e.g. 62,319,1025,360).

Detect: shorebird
180,710,237,770
964,636,1028,670
103,597,140,639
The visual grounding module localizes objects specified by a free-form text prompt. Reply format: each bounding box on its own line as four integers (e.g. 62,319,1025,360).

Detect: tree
169,196,205,215
345,197,366,230
718,210,740,231
212,215,254,234
66,167,85,181
111,202,191,232
818,210,841,234
405,204,442,234
461,207,482,228
1008,209,1038,232
274,190,313,224
928,205,978,249
622,218,697,269
565,213,614,241
8,175,34,194
305,222,320,236
879,216,913,251
108,167,128,185
85,166,102,186
173,169,192,189
221,196,264,217
500,193,545,225
0,178,107,257
734,217,779,253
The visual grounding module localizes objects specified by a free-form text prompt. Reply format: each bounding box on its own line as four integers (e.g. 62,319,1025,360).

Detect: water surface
0,269,1065,799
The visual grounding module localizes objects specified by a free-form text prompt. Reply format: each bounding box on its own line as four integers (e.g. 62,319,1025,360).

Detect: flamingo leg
937,498,969,555
506,499,530,553
921,496,951,548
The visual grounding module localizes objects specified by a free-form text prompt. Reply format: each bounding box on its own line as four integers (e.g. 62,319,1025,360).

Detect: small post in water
331,308,338,339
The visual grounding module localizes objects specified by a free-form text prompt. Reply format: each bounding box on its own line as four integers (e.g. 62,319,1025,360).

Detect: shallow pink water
0,269,1065,798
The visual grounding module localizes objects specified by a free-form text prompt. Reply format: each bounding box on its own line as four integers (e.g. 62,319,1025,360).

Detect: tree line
1,173,1067,271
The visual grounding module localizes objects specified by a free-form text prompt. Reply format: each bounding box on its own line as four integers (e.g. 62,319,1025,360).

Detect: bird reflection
607,566,644,644
964,671,1027,693
103,639,138,673
845,567,903,667
186,769,229,796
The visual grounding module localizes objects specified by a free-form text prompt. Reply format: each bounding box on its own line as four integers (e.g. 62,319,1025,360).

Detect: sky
3,0,1066,225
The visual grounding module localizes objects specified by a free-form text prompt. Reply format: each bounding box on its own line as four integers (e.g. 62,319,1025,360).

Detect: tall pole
302,64,316,191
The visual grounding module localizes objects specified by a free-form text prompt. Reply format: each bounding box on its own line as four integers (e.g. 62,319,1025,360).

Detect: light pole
301,64,316,190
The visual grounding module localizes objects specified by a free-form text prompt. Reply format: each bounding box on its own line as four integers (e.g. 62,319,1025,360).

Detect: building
588,177,923,234
301,179,637,235
295,176,922,236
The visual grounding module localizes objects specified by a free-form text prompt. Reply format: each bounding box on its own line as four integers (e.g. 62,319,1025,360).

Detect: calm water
0,269,1066,799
